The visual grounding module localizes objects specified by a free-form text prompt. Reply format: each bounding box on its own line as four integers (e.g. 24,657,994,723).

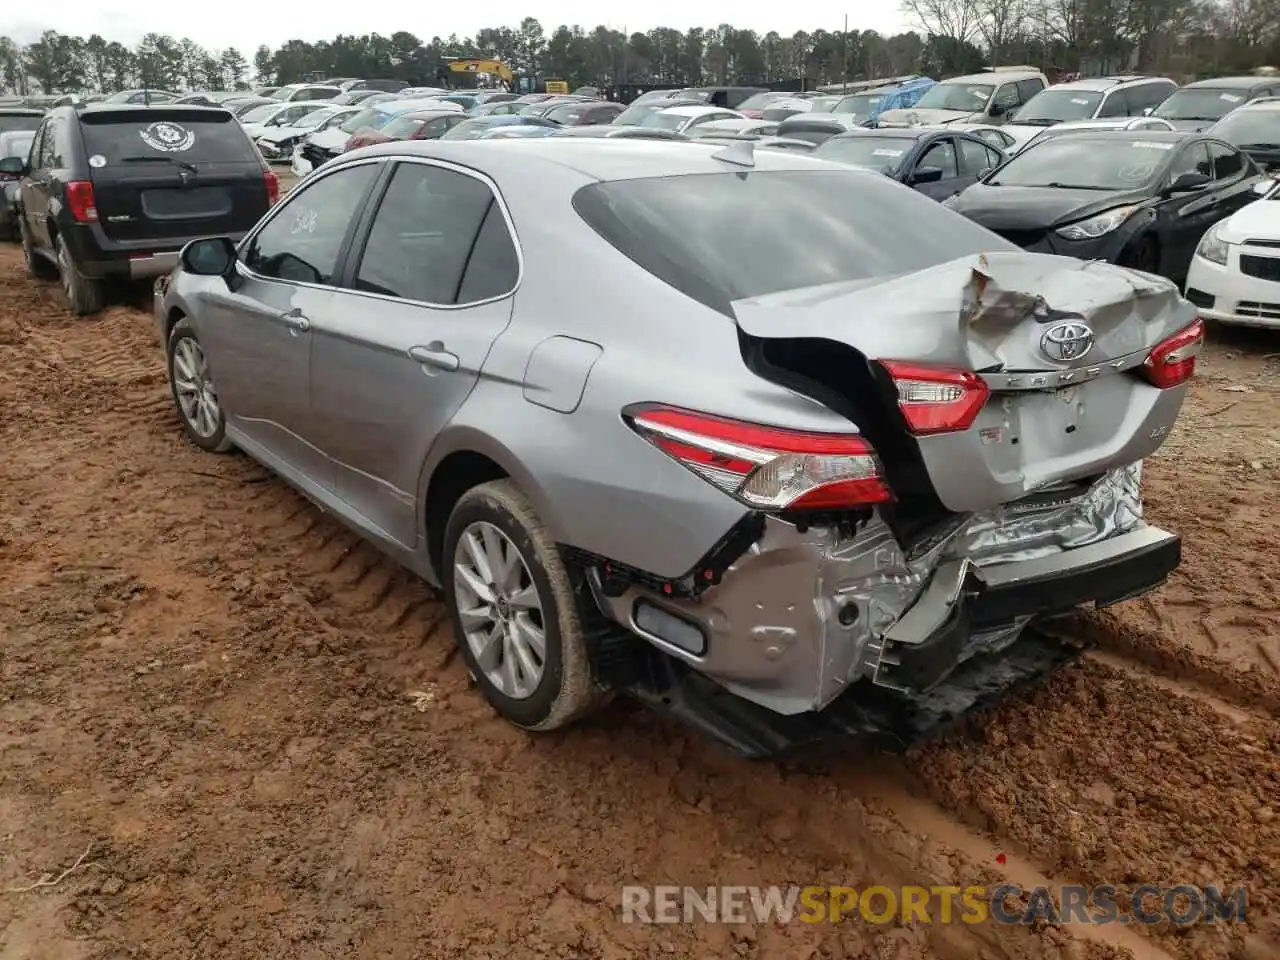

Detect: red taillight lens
877,360,990,435
66,180,98,222
1141,318,1204,389
263,168,279,204
628,406,894,511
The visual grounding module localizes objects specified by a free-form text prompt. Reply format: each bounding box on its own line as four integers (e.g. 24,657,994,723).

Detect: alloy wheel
171,337,223,439
452,521,547,700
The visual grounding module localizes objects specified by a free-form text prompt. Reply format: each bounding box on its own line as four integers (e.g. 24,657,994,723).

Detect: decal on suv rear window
139,121,195,152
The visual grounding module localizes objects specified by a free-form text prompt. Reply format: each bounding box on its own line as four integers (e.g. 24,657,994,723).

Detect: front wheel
167,318,233,453
442,479,606,731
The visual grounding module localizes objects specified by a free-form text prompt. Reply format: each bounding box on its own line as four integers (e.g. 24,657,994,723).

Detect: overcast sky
0,3,915,52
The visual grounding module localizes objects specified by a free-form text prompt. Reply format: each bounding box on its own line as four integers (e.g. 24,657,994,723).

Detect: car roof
658,104,735,117
403,109,472,120
1028,129,1191,145
1184,76,1271,89
349,136,835,183
942,70,1041,84
1044,76,1167,92
830,127,929,140
1236,99,1280,110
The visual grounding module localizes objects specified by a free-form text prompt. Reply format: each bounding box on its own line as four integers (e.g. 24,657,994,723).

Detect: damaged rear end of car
566,166,1198,757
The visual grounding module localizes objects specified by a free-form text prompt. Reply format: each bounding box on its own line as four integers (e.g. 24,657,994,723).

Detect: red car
344,109,467,151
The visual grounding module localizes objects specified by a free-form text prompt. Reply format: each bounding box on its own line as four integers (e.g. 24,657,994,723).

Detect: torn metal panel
593,464,1150,715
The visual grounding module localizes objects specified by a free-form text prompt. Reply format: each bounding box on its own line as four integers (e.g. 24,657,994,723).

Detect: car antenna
711,138,755,167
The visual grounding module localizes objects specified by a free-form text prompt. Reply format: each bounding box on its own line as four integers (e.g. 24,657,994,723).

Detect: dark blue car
812,127,1008,202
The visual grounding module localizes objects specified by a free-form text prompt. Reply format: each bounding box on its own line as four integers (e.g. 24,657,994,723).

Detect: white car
1185,179,1280,327
239,101,330,139
687,118,779,138
639,104,746,134
256,105,359,162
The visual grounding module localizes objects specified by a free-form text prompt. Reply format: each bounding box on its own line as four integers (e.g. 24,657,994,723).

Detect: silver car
154,138,1197,756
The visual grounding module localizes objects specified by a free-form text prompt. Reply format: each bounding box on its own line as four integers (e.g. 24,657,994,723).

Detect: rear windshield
80,112,256,165
572,170,1013,312
0,114,43,134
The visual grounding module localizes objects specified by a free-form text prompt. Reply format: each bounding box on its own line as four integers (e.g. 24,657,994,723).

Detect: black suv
2,104,278,315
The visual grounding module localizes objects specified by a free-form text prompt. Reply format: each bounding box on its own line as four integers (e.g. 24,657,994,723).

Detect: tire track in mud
1,250,1274,960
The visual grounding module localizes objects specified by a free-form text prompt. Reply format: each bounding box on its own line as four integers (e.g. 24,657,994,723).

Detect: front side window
243,163,379,284
1206,141,1245,180
919,139,959,177
354,162,503,305
1097,91,1131,118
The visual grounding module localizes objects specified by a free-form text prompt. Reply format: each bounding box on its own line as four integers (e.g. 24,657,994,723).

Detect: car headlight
1195,222,1230,265
1054,205,1139,241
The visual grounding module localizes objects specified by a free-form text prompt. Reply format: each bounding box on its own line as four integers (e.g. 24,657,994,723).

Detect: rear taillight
877,360,990,435
263,168,280,204
628,406,893,511
1141,318,1204,389
66,180,97,222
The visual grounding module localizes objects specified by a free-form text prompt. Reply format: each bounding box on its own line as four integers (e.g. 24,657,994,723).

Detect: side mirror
1254,178,1278,196
911,165,945,184
180,236,237,278
977,166,994,179
0,156,25,176
1143,106,1154,116
989,102,1008,118
1164,171,1211,195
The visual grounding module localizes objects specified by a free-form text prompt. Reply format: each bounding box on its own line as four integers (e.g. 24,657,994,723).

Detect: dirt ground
1,247,1278,960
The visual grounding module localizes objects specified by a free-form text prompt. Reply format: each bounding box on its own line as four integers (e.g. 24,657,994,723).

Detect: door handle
408,343,460,372
280,310,310,332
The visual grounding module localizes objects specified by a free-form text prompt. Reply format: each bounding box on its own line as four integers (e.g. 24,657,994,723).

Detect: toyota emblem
1040,321,1095,362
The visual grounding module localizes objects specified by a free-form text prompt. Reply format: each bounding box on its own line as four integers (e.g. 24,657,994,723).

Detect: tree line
0,0,1275,97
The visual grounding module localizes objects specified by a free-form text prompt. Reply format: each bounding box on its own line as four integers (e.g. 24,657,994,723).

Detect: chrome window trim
335,153,525,311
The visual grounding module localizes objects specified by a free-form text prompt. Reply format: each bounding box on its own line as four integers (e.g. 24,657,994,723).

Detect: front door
197,159,382,481
911,137,967,201
307,160,520,547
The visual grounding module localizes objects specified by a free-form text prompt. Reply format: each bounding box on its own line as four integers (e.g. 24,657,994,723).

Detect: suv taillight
627,406,893,511
264,168,280,204
877,360,990,435
1141,318,1204,389
66,180,98,222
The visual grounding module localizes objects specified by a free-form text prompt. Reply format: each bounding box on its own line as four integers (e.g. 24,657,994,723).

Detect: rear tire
20,217,55,280
56,235,106,316
442,479,607,732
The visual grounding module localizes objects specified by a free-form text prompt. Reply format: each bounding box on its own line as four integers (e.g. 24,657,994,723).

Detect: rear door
80,109,270,244
308,159,519,547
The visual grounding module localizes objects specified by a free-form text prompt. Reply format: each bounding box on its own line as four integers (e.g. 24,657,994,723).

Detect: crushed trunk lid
731,251,1197,513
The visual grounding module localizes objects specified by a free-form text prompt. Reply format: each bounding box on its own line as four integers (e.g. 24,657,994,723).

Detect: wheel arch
419,428,566,586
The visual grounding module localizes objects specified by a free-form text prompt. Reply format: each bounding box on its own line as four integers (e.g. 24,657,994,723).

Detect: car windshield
914,82,994,112
547,104,588,124
0,114,42,133
807,97,841,113
1014,89,1103,123
292,109,334,130
1209,108,1280,148
813,136,916,173
1,132,33,157
379,115,428,139
614,101,694,126
232,100,269,117
341,105,393,133
832,93,883,118
240,104,281,123
736,92,786,111
640,111,690,131
572,170,1013,311
989,138,1169,189
1153,88,1250,121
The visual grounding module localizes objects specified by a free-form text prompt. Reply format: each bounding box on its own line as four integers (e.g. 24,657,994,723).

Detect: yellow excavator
443,58,515,90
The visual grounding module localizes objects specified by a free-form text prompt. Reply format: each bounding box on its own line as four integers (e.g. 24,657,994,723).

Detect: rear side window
573,170,1017,313
456,203,519,303
354,162,496,304
80,112,258,166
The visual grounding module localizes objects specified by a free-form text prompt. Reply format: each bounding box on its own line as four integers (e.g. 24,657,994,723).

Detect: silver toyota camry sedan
154,137,1199,756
